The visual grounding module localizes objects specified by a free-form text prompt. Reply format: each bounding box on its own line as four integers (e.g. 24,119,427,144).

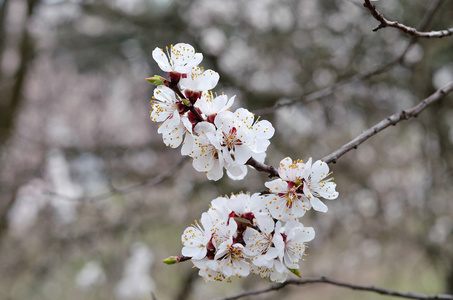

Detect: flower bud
146,75,167,86
162,256,180,265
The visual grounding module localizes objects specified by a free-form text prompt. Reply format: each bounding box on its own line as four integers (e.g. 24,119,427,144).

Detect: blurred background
1,0,453,299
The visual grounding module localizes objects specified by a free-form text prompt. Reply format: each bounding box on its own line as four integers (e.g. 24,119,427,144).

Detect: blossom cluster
182,193,314,282
148,43,339,283
179,155,337,282
149,43,274,180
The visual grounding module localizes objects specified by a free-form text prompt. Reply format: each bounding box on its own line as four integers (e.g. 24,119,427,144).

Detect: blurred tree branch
0,0,10,78
44,157,188,202
363,0,453,38
322,81,453,164
249,81,453,176
218,276,453,300
0,0,39,242
256,0,446,116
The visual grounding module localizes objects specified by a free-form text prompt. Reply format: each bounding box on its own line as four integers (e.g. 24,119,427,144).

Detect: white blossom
159,117,193,149
301,158,339,213
150,86,181,125
207,240,250,278
211,108,274,180
243,216,284,267
181,213,214,260
150,86,193,148
189,122,225,181
192,258,227,282
206,196,231,225
224,192,262,217
180,66,220,92
214,110,254,165
152,43,202,74
262,157,311,221
196,92,235,120
280,221,315,270
263,179,311,221
250,259,290,282
233,108,274,156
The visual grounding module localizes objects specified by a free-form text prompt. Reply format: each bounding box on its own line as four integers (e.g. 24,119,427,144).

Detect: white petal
253,120,275,139
181,133,194,155
232,259,250,277
310,160,329,182
264,179,286,193
233,144,253,165
234,108,255,127
197,70,220,91
278,157,295,181
182,246,206,259
268,197,288,220
316,182,339,200
194,121,216,135
206,162,224,181
293,226,315,243
255,214,275,235
226,164,247,180
152,47,172,72
310,196,328,213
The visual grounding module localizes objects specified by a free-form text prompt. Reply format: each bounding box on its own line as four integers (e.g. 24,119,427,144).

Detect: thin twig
217,276,453,300
255,0,445,116
363,0,453,38
243,82,453,175
322,81,453,164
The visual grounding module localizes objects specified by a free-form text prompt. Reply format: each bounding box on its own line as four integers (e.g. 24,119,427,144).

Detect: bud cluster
148,43,339,282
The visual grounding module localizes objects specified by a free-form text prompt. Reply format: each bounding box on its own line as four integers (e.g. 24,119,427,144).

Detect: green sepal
182,98,191,106
289,268,302,278
234,217,253,226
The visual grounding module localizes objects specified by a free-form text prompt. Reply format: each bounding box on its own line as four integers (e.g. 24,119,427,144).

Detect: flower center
221,127,242,150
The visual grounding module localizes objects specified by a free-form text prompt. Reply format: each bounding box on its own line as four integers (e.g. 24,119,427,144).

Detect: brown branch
255,0,445,116
245,157,279,178
217,276,453,300
415,0,445,33
363,0,453,38
322,81,453,164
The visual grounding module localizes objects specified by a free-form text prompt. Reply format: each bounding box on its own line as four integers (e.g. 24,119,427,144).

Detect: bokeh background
1,0,453,299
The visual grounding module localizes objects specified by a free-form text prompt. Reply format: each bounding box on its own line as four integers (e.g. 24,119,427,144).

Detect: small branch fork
363,0,453,38
255,0,445,117
322,81,453,164
217,277,453,300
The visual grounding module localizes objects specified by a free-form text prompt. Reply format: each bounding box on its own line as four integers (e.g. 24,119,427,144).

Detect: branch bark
217,276,453,300
255,0,446,117
363,0,453,38
322,81,453,164
246,157,279,178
